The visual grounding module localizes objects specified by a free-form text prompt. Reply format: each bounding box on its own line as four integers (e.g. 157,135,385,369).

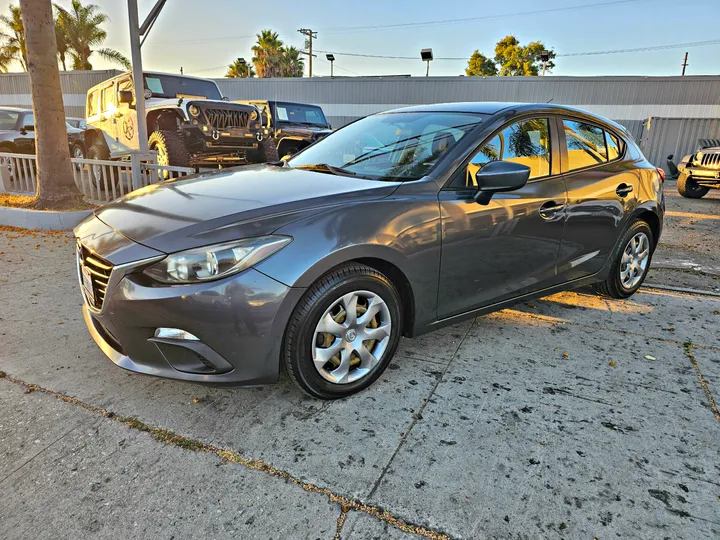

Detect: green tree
493,35,555,76
465,50,497,76
0,5,28,70
280,46,304,77
55,0,129,70
251,29,283,78
54,7,68,70
226,59,255,78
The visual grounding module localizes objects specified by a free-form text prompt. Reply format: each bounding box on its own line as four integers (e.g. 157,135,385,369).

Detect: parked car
83,71,277,181
236,100,332,157
0,106,85,160
66,117,87,130
676,140,720,198
75,102,664,399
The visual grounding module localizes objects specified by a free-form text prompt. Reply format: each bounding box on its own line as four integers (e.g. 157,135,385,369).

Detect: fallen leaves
644,355,656,361
609,361,616,367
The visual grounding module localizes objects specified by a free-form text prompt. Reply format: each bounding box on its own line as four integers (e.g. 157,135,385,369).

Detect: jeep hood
91,165,400,254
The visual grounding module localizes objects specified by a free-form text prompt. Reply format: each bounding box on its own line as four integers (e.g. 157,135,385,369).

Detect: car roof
381,102,629,135
89,70,218,92
0,106,30,113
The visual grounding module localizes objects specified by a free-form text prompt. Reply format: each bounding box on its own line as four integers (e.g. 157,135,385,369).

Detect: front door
14,112,35,154
115,76,139,152
437,117,567,319
556,118,640,280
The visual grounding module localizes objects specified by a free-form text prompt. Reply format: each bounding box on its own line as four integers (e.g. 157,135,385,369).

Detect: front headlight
143,236,292,284
189,105,200,117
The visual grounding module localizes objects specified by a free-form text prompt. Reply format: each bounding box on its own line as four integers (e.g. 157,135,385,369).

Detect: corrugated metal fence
638,118,720,172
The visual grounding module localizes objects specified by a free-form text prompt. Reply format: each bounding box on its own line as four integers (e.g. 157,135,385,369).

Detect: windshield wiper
294,163,356,176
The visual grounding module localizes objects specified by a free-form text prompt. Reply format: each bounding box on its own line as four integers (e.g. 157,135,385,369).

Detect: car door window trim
559,116,627,175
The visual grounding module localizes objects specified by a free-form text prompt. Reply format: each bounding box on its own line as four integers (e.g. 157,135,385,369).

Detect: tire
594,220,654,299
283,264,403,399
677,173,709,199
246,137,279,164
148,130,190,179
87,143,110,190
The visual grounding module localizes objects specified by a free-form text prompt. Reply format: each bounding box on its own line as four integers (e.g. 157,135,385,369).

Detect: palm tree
0,5,27,70
54,8,68,70
251,29,283,78
280,46,304,77
19,0,81,208
226,59,255,78
55,0,129,70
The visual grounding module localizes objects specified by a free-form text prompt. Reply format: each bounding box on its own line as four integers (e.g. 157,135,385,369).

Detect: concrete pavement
0,180,718,539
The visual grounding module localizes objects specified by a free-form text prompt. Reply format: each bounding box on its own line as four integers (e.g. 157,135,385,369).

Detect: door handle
539,201,565,219
616,183,633,197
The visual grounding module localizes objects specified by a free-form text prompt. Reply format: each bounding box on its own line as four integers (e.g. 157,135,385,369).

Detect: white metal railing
0,152,195,204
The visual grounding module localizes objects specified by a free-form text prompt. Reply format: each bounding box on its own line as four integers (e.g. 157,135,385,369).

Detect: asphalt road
0,179,718,540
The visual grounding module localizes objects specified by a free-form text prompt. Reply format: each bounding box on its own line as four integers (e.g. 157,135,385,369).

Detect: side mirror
22,124,34,132
222,96,230,101
472,160,530,205
118,90,133,104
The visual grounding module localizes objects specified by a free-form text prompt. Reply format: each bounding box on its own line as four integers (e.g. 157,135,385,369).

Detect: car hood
93,164,400,254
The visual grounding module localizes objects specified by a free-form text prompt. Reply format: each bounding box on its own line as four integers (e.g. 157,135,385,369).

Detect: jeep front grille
700,152,720,169
203,108,250,129
77,243,113,310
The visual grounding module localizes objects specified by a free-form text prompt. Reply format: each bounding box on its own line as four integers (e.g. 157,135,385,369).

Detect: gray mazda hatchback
75,103,664,399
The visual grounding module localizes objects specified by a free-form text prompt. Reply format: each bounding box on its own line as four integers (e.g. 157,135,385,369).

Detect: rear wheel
246,137,279,164
283,264,402,399
87,144,110,190
595,220,654,299
677,173,709,199
148,130,190,179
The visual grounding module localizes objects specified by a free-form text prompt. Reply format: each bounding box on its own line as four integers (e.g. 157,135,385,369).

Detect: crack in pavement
0,372,452,540
333,505,351,540
366,319,476,501
682,343,720,421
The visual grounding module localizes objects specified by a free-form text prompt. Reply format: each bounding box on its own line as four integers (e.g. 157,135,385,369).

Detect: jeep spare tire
246,137,279,164
149,130,190,177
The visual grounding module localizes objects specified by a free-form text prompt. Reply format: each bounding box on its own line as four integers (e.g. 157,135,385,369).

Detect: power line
318,0,647,34
315,38,720,62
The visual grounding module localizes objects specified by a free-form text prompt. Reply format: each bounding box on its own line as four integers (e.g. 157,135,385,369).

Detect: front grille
700,152,720,168
77,243,113,310
202,108,250,129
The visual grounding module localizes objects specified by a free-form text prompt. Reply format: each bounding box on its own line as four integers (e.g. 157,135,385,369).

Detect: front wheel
283,264,402,399
246,137,279,164
595,220,654,299
677,173,709,199
148,130,190,179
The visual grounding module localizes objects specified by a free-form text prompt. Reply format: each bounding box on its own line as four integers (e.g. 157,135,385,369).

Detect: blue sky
2,0,720,77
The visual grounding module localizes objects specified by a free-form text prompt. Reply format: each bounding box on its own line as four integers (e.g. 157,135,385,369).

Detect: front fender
254,180,443,331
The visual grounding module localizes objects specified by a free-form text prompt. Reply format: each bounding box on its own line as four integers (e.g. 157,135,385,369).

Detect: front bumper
678,164,720,184
82,266,304,387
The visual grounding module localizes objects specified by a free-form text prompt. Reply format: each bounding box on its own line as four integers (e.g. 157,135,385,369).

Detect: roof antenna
546,98,554,104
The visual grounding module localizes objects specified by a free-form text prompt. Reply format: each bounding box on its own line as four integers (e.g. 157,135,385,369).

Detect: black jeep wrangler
236,100,333,158
676,139,720,199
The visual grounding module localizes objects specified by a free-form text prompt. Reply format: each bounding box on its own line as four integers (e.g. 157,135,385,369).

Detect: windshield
0,109,19,130
143,74,222,100
288,111,485,180
274,102,328,127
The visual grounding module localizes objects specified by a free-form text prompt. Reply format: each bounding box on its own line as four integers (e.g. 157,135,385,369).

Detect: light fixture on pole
540,50,550,77
420,48,433,77
326,54,335,77
236,57,248,78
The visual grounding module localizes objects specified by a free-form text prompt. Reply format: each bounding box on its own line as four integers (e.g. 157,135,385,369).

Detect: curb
0,205,92,230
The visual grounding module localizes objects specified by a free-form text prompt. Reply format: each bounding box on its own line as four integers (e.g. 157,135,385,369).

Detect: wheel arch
84,128,108,151
630,206,662,250
147,108,183,132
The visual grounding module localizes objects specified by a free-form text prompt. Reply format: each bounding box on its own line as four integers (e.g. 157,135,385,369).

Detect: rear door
437,116,567,318
14,112,35,154
557,118,640,280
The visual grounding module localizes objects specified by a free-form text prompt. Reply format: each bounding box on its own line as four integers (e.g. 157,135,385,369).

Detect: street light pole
128,0,148,155
326,54,335,78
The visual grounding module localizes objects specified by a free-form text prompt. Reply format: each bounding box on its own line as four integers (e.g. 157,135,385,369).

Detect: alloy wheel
619,232,650,289
312,290,392,384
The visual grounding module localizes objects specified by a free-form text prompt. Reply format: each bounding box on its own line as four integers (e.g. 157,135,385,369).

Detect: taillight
656,167,666,183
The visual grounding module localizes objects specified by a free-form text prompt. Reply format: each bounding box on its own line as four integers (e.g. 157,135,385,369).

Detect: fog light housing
154,328,199,341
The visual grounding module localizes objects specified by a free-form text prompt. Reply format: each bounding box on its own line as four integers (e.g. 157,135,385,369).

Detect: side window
100,85,115,114
23,113,34,128
466,118,551,186
606,131,622,161
563,120,607,171
87,90,97,117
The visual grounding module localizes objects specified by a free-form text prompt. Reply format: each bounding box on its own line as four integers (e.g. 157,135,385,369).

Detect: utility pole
681,51,689,76
128,0,148,156
298,28,317,77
